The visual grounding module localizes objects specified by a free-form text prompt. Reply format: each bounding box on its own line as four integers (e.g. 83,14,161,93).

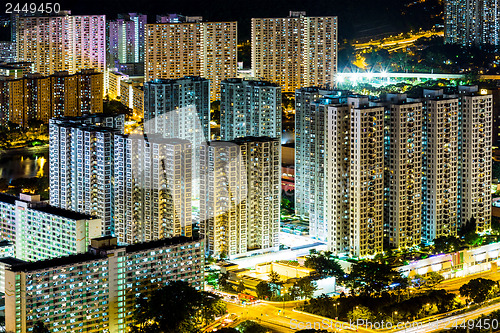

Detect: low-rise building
5,236,204,333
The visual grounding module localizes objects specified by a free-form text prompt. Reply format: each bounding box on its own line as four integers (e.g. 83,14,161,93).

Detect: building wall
252,15,337,92
16,15,106,75
145,21,237,100
220,78,282,142
5,238,204,333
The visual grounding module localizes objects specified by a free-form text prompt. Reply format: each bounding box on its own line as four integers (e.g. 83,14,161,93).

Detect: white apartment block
220,78,282,141
144,77,210,201
49,114,125,236
0,193,101,262
145,21,237,100
383,94,423,249
5,236,204,333
16,14,106,75
252,12,337,92
114,134,193,244
295,88,345,241
458,86,492,233
108,13,147,64
421,89,459,243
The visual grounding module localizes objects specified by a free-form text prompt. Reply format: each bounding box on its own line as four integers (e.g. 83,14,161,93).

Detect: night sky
1,0,443,41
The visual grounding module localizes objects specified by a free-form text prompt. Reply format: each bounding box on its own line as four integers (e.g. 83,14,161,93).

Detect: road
353,31,443,51
225,301,375,333
437,269,500,293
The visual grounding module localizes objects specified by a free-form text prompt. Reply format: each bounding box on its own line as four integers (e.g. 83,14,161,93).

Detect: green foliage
460,278,498,304
218,272,234,293
33,321,50,333
346,261,403,295
130,280,226,333
210,101,220,124
424,272,445,289
237,281,245,294
304,251,345,279
347,305,375,322
433,235,462,254
255,281,273,300
237,320,267,333
293,277,318,299
103,99,131,115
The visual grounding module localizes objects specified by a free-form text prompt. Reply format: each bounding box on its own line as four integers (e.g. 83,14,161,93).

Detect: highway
353,31,444,51
437,269,500,294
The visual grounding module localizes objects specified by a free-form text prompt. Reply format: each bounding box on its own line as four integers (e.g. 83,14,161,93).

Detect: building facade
49,114,125,236
421,90,459,243
458,86,492,233
383,94,423,249
145,21,237,100
200,137,280,258
16,14,106,75
0,193,101,262
220,78,281,141
5,236,204,333
108,13,147,65
252,12,337,92
445,0,500,46
0,69,103,127
114,134,193,244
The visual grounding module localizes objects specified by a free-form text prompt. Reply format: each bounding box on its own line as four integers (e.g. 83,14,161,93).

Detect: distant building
252,12,337,92
16,13,106,74
0,69,103,127
5,236,204,333
0,193,101,261
108,13,147,65
220,78,281,141
0,42,15,62
445,0,500,46
145,20,237,100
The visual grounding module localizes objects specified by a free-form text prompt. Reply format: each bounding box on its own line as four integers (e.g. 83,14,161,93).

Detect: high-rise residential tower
445,0,500,46
325,96,385,257
295,87,345,240
16,13,106,75
145,20,237,100
458,86,492,234
252,12,337,92
383,94,423,249
49,114,125,236
220,78,281,141
421,89,459,244
200,137,280,258
108,13,147,65
144,77,210,200
114,134,193,244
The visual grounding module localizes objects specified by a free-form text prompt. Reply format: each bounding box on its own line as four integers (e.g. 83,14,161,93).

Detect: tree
255,281,273,300
460,278,498,304
347,261,403,295
237,320,267,333
433,236,462,254
269,270,281,284
347,305,375,322
237,281,246,293
304,251,344,280
424,272,444,289
130,280,226,333
33,321,50,333
296,277,318,299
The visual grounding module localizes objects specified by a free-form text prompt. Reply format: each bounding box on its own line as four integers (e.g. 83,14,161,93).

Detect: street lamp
392,311,398,323
335,302,340,319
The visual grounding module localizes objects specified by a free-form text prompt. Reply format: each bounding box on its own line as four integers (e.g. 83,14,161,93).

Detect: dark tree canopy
346,261,403,295
304,251,345,279
460,278,497,304
130,280,226,333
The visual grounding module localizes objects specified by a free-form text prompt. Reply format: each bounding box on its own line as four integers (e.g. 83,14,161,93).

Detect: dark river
0,146,49,180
